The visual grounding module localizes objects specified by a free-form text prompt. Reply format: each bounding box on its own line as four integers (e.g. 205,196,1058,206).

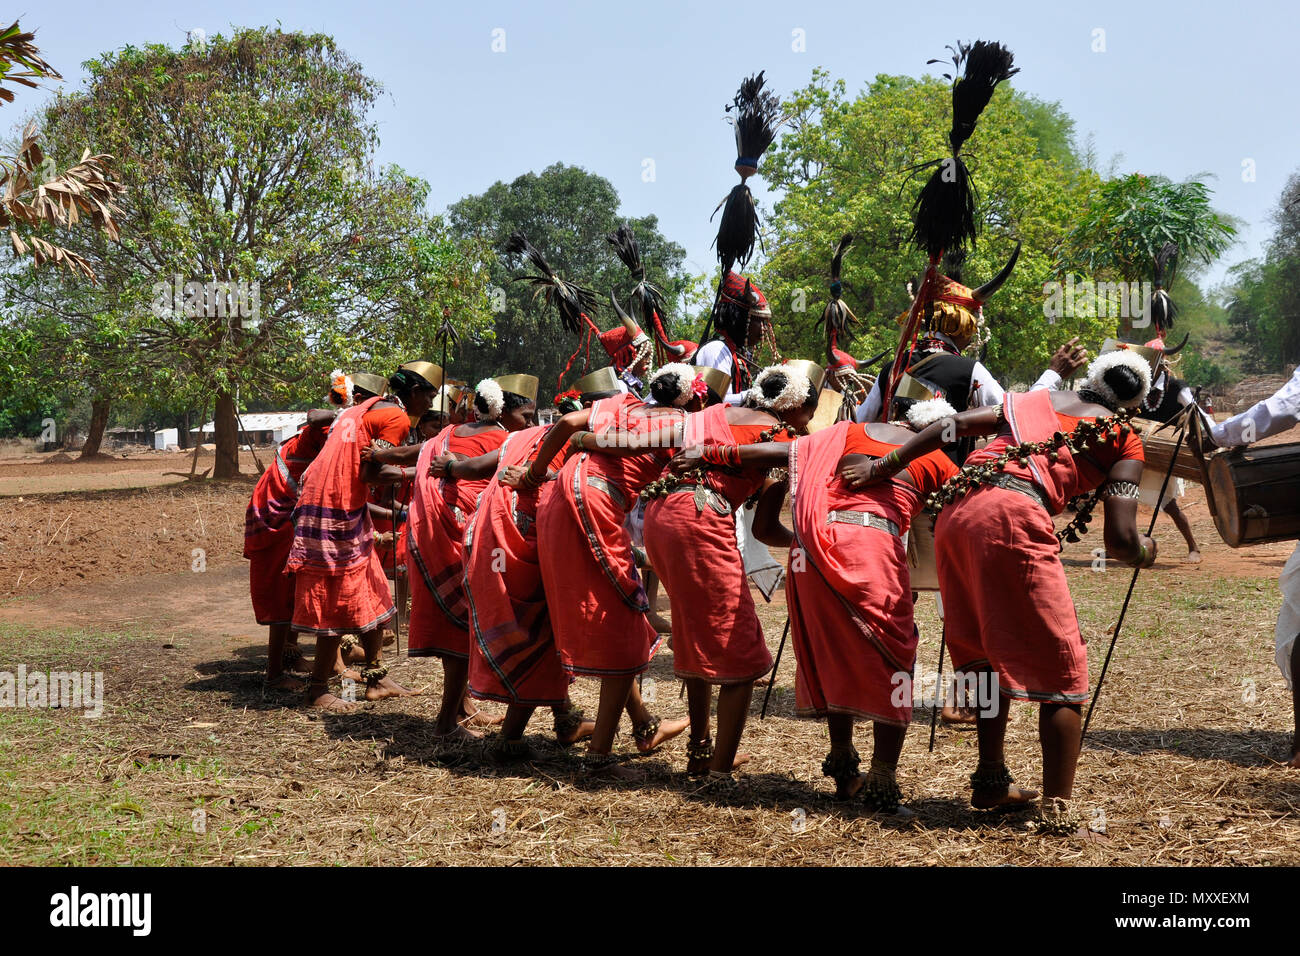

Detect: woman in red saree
644,362,822,784
462,424,596,757
502,365,719,777
853,347,1156,835
288,368,436,711
407,375,537,740
244,407,337,689
684,404,958,810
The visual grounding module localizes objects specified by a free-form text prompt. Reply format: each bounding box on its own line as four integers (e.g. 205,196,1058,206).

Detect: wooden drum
1205,443,1300,547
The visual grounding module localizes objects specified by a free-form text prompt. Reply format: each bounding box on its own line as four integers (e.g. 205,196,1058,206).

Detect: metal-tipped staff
390,482,402,659
1081,407,1191,741
760,616,791,719
928,622,948,752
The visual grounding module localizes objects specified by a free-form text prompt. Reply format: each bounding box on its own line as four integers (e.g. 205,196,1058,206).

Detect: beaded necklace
924,404,1136,550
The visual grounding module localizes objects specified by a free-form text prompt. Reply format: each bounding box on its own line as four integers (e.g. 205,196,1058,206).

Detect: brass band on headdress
494,374,539,403
781,358,827,395
429,384,463,415
351,372,388,398
691,366,731,402
893,372,942,404
1100,338,1162,382
399,360,443,390
571,366,620,397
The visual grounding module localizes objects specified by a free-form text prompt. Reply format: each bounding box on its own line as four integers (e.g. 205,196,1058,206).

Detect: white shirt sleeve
1029,369,1062,391
1212,365,1300,446
693,340,731,374
854,376,883,422
969,362,1005,408
694,340,748,405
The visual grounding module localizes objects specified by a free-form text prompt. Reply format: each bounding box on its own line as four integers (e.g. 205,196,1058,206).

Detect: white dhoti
1138,470,1186,512
1277,542,1300,689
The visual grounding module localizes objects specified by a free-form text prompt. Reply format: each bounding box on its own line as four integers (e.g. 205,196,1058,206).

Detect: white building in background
154,428,178,450
189,412,308,445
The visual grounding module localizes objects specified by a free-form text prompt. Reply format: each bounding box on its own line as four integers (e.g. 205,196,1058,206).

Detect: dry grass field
0,448,1297,866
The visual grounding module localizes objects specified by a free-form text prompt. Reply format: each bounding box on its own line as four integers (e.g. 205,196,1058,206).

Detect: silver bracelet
1100,480,1140,500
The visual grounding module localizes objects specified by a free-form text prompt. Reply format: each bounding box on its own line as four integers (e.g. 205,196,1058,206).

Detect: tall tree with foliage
1056,172,1237,285
760,70,1104,384
447,163,690,394
21,28,471,477
1226,171,1300,370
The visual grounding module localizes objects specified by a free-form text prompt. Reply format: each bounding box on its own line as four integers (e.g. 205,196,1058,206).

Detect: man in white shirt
854,333,1085,424
1210,364,1300,767
691,271,773,405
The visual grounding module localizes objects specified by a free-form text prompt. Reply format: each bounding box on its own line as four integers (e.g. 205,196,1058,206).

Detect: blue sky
21,0,1297,288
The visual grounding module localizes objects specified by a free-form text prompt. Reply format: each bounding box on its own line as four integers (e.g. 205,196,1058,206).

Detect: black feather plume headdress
908,40,1018,261
503,231,599,335
712,71,786,273
819,233,858,341
1149,241,1178,333
606,224,666,331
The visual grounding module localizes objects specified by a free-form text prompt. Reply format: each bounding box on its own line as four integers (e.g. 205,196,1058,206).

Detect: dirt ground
0,444,1297,865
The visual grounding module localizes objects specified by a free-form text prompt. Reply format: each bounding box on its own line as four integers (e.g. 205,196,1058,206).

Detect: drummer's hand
359,441,377,463
428,454,453,477
667,445,705,475
1049,337,1089,378
1138,534,1157,568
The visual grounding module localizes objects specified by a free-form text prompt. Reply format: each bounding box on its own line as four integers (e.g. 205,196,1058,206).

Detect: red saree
407,423,509,659
537,393,672,677
465,426,571,705
243,423,329,625
642,403,790,684
287,398,409,636
937,389,1144,704
786,421,956,724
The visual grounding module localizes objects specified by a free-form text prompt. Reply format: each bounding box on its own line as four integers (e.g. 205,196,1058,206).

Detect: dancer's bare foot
1287,743,1300,768
940,704,979,725
686,749,748,775
971,785,1039,810
835,773,867,801
635,716,689,754
265,673,306,692
1184,550,1202,565
382,631,396,648
282,647,310,674
335,665,362,682
365,676,420,701
648,612,673,634
556,718,597,746
462,707,505,728
304,686,359,713
343,644,367,665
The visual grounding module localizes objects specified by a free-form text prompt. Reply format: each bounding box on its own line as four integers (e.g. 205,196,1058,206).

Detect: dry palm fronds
0,20,62,104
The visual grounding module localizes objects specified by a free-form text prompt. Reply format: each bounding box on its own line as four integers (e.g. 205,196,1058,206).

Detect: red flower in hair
690,374,709,399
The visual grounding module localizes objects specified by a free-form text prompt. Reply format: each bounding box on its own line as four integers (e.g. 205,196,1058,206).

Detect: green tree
760,70,1104,384
1056,173,1237,284
1223,172,1300,371
21,28,465,476
447,163,689,396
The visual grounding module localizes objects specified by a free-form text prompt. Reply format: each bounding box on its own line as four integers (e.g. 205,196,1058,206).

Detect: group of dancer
240,46,1300,841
